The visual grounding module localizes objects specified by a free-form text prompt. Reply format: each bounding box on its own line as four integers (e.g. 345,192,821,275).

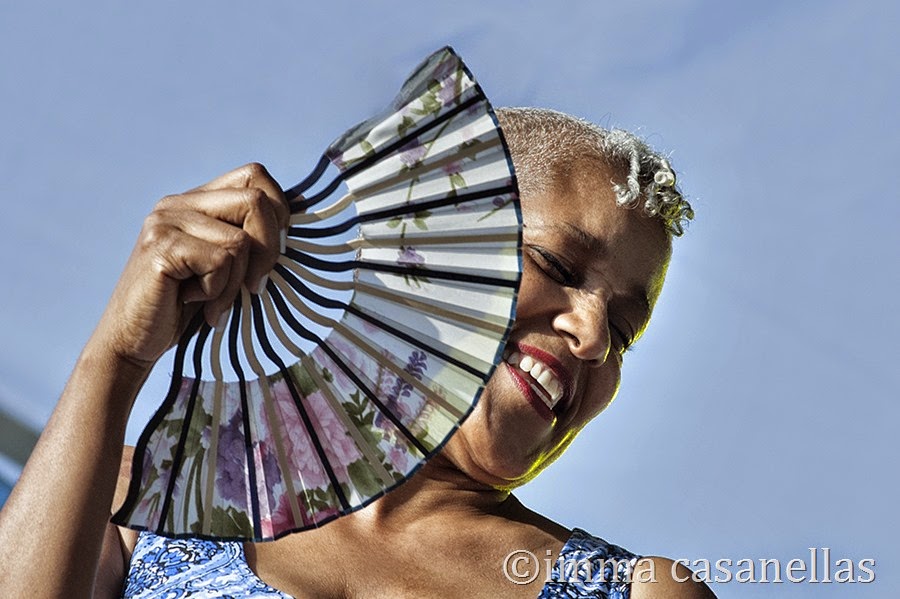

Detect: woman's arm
0,163,288,597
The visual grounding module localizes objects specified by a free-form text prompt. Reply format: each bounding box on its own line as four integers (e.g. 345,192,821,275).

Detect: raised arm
0,163,288,598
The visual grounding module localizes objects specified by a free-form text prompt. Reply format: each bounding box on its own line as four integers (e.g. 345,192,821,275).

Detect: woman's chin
440,429,548,489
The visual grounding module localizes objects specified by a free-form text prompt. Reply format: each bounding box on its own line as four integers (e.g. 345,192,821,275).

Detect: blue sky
1,1,897,596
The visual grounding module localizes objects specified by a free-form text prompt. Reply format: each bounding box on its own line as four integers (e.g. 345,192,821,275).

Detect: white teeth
504,350,564,409
536,369,553,387
519,355,535,371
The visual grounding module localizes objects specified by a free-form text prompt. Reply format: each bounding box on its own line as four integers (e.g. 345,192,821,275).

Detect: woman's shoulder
538,528,640,598
540,528,716,599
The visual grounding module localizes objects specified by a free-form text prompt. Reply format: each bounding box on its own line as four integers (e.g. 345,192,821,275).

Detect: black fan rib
248,293,350,512
288,93,481,215
274,263,488,382
266,279,429,457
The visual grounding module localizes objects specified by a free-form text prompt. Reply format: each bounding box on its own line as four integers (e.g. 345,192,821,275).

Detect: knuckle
242,162,270,181
238,162,272,187
242,187,268,212
139,212,171,249
225,228,252,253
155,194,181,210
208,247,233,270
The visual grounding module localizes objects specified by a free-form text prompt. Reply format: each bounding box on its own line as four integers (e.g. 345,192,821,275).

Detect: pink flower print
308,392,362,467
271,491,305,532
283,414,329,491
269,377,329,491
388,444,411,474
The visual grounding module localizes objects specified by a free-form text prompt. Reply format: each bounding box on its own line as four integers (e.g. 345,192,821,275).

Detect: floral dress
122,528,639,598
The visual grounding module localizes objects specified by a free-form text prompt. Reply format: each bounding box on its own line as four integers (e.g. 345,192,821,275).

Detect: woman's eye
529,247,577,286
609,322,633,354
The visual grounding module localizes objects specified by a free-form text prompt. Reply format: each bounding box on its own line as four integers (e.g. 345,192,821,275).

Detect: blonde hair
495,107,694,236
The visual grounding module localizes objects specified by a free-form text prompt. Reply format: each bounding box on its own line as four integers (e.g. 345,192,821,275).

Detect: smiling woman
0,106,713,598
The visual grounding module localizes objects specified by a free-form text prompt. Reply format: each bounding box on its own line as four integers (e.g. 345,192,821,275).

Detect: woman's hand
93,162,289,368
0,163,289,598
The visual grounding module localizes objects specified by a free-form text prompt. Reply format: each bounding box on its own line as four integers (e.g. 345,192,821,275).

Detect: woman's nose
553,294,611,365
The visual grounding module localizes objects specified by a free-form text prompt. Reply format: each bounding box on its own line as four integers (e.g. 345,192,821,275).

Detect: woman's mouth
502,345,568,421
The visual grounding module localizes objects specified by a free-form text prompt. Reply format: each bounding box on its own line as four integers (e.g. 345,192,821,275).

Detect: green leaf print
397,115,416,138
412,209,431,231
209,505,254,538
347,459,382,496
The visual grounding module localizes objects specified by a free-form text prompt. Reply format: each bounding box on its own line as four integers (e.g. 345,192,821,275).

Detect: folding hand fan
112,47,522,541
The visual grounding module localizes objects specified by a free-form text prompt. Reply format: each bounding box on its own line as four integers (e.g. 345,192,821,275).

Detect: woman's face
442,163,672,487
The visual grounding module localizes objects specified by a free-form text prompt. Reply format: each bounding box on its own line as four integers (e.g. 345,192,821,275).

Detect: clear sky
1,1,897,596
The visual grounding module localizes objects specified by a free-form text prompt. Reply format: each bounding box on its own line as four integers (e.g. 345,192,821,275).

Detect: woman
0,108,714,598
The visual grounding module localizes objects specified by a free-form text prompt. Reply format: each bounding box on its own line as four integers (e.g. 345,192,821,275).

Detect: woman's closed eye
528,246,578,286
609,321,633,354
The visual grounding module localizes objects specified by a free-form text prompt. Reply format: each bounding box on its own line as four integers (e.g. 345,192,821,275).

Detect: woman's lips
502,343,571,423
504,361,556,423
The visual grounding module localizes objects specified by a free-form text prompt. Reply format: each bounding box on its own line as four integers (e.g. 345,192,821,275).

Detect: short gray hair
495,107,694,237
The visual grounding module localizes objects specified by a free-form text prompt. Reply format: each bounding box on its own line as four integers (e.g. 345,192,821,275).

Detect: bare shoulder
631,556,718,599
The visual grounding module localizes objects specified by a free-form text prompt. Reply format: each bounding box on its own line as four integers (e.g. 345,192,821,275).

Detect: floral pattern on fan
113,46,521,541
124,339,446,539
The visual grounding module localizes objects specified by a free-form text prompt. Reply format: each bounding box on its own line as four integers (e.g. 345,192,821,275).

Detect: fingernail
279,230,287,254
256,274,269,295
214,311,229,331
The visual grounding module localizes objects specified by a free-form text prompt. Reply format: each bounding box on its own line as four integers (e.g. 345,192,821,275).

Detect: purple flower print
442,160,463,176
388,445,411,474
399,139,426,168
376,350,428,429
396,246,425,266
437,81,456,106
432,54,459,85
215,411,249,510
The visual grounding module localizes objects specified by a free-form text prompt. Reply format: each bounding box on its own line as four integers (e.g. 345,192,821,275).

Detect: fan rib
200,326,227,534
288,184,516,239
226,300,263,539
266,278,429,457
244,291,351,518
284,247,517,288
343,136,501,200
272,263,486,381
353,281,508,335
284,155,331,201
288,93,482,214
258,292,395,489
289,191,355,225
286,231,519,257
157,323,211,535
244,292,306,533
269,273,468,422
111,311,203,530
300,354,396,487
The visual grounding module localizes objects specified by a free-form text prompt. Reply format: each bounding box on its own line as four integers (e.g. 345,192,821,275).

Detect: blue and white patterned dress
123,528,639,598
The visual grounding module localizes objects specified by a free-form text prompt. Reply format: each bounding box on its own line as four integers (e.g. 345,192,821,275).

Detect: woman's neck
350,454,516,532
